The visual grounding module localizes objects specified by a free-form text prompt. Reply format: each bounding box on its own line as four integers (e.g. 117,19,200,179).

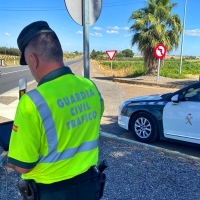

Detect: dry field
92,60,132,77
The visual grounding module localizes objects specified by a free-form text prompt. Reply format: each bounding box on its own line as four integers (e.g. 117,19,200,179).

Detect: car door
163,86,200,144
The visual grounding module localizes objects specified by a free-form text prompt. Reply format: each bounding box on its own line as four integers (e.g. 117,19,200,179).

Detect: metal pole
83,0,90,79
111,61,113,76
4,48,6,55
179,0,187,74
157,59,161,82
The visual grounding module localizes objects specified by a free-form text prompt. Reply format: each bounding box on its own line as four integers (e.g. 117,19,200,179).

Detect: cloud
123,27,129,30
5,32,11,36
93,25,129,35
90,32,102,37
107,26,120,30
76,31,83,34
123,34,132,37
93,27,103,31
106,30,119,34
184,29,200,36
107,26,129,31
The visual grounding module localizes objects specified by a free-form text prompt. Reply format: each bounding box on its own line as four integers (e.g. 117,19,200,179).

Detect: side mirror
171,94,179,103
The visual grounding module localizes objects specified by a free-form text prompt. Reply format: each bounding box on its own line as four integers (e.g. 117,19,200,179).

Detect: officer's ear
24,47,39,70
29,53,39,70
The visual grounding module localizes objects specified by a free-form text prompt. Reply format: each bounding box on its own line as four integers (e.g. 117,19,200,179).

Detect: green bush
99,59,200,79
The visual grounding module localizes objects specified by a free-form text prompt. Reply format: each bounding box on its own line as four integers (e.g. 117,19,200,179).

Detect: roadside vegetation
0,47,82,66
98,59,200,79
91,50,200,79
63,51,82,61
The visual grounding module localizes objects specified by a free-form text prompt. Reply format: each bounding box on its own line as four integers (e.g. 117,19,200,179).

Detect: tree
122,49,134,57
115,52,124,58
90,49,98,59
90,50,104,59
129,0,182,74
0,47,21,56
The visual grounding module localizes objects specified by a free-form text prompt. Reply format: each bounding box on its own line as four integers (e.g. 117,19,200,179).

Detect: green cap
17,21,54,65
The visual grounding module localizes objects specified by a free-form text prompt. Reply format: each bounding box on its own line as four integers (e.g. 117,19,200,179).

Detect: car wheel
131,112,158,143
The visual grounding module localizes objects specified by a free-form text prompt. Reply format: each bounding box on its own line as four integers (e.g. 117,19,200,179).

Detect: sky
0,0,199,56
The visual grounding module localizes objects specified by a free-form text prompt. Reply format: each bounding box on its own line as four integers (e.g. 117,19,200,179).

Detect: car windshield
160,93,172,98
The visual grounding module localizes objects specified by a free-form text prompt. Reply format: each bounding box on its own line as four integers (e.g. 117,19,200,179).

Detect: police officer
8,21,104,200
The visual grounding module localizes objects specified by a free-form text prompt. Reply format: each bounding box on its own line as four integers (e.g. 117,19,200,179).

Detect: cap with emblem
17,21,54,65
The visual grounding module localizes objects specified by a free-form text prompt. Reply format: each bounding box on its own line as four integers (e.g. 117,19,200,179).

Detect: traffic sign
154,44,167,59
64,0,102,26
106,50,117,61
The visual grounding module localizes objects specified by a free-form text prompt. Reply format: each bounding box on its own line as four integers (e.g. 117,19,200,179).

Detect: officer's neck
37,61,64,83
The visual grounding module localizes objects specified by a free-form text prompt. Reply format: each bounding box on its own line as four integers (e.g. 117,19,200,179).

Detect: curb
100,131,200,162
113,78,186,89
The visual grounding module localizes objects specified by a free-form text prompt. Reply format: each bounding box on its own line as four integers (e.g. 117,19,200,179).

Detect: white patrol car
118,81,200,144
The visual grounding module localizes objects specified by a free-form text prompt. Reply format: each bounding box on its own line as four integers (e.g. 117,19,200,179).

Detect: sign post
106,50,117,76
19,78,27,99
64,0,102,79
153,44,167,81
83,0,89,79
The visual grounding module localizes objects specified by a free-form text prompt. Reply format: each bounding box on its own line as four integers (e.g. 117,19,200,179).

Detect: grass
95,59,200,79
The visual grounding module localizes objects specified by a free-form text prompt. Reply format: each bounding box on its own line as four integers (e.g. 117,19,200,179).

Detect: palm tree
129,0,183,74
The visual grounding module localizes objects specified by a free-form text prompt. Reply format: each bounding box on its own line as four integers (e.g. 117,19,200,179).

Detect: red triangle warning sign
106,50,117,60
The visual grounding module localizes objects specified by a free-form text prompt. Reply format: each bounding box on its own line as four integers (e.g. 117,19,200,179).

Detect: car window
184,87,200,101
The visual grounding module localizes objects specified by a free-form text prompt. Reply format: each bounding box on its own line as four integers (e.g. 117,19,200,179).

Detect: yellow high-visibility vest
8,69,104,183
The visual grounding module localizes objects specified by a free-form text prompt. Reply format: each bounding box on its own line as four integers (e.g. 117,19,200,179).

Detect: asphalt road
0,57,83,95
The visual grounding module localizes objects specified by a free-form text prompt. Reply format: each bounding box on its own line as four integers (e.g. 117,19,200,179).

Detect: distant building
133,54,143,58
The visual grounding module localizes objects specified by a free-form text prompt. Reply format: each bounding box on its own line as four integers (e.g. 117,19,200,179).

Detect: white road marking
91,78,114,84
2,69,29,75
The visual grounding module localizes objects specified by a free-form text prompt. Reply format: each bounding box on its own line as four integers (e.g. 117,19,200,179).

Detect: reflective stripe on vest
27,89,98,164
